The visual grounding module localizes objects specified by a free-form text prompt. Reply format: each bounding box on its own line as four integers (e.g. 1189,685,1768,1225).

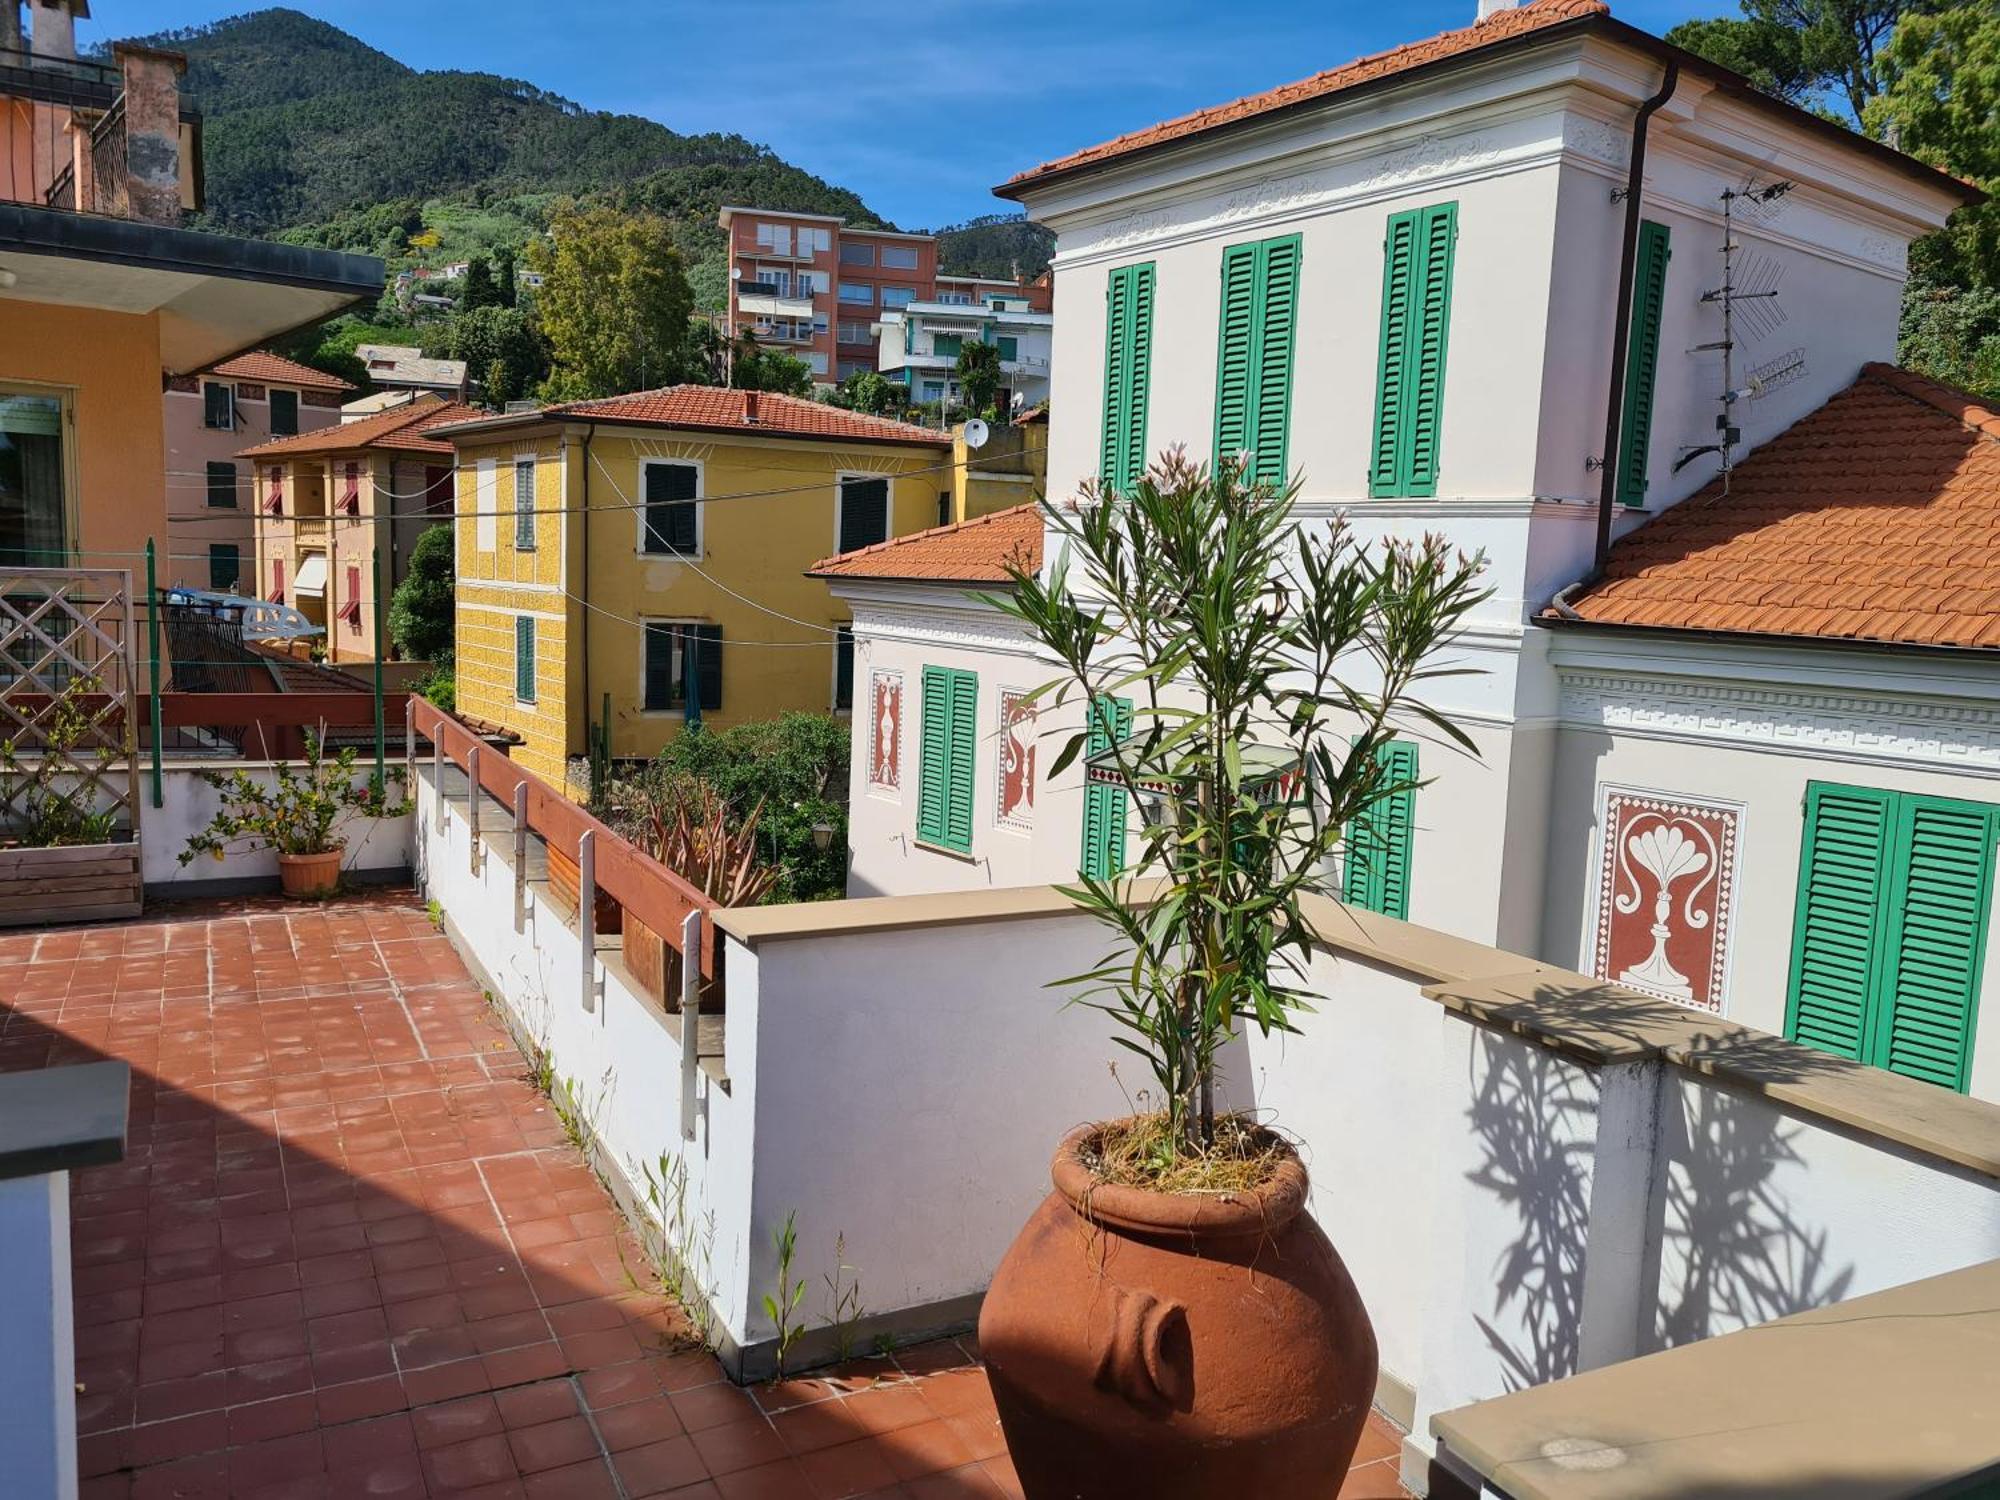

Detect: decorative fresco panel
997,690,1036,829
868,672,902,793
1588,787,1742,1013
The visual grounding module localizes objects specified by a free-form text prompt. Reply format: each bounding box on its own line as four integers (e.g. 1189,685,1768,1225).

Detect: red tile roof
434,386,951,449
206,350,355,393
1001,0,1605,193
808,503,1043,585
1551,364,2000,650
238,396,481,459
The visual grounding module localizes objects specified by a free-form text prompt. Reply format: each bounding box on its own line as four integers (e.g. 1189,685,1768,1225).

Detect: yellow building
434,387,952,787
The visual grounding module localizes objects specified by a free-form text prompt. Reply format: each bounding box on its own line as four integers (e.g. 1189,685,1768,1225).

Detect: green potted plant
179,730,409,897
977,450,1485,1498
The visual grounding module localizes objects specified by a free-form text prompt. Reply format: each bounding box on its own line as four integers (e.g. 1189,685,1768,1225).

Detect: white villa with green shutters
814,0,2000,1100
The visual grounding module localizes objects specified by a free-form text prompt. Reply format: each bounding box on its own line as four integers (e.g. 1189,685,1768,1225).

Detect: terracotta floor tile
594,1392,685,1451
712,1456,816,1500
688,1416,790,1476
670,1381,761,1433
875,1417,980,1482
901,1463,1007,1499
796,1436,901,1499
613,1433,710,1496
506,1414,601,1473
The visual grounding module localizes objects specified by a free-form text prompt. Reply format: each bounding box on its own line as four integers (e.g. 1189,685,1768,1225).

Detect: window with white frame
800,226,832,255
837,474,889,553
838,321,873,346
754,222,791,255
937,291,973,306
640,460,699,556
880,244,919,270
839,242,874,267
513,459,536,550
838,283,873,305
880,286,915,309
806,351,830,376
643,621,722,712
202,381,234,430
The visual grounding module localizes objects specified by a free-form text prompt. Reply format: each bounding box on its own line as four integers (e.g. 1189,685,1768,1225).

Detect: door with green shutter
917,666,977,854
1370,202,1458,498
1343,739,1417,920
1101,263,1155,495
1080,695,1133,881
1213,235,1300,487
1616,221,1671,507
1785,782,1995,1092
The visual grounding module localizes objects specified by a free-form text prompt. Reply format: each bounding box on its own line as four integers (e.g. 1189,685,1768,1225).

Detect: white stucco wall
144,760,414,889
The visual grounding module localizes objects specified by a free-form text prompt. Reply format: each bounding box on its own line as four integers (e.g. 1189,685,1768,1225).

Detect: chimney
743,390,760,424
112,43,187,225
29,0,76,59
1476,0,1520,18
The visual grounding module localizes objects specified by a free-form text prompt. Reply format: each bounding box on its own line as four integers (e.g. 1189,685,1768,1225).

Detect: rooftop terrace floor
1,891,1410,1498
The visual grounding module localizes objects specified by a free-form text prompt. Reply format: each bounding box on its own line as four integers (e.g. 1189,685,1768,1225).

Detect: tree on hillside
388,525,455,664
461,253,500,311
529,201,697,398
492,245,518,310
727,333,815,397
1666,0,1903,126
419,305,549,408
956,340,1003,419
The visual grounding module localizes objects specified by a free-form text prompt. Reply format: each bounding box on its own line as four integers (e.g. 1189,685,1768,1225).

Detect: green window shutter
918,666,976,853
1213,238,1299,486
1371,203,1457,497
1251,235,1300,487
1214,244,1258,470
946,669,978,853
1875,795,1993,1091
1080,695,1133,881
917,666,950,846
514,615,536,703
513,461,536,550
997,336,1018,361
1616,221,1671,507
1100,263,1155,495
1344,739,1417,919
1784,784,1893,1061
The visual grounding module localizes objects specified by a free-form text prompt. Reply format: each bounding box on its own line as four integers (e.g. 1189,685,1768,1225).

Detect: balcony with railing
1,41,200,224
735,279,817,319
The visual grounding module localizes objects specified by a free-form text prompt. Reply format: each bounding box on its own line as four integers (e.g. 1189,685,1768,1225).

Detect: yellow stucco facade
448,417,946,790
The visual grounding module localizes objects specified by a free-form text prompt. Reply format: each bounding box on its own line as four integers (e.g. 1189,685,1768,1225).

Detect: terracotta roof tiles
238,396,481,459
206,351,355,393
433,386,950,449
808,503,1043,585
1001,0,1605,193
1551,364,2000,651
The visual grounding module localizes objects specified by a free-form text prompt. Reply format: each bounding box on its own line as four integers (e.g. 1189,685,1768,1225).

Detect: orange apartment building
717,207,1051,387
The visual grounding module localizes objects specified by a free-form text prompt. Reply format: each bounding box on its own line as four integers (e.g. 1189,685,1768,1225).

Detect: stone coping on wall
0,1060,130,1182
1430,1257,2000,1498
713,885,2000,1182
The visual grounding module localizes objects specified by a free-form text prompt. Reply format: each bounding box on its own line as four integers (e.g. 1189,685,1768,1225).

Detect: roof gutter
1534,611,2000,664
1593,58,1678,572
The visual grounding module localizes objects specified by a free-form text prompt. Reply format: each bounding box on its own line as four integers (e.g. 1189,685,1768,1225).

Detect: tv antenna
1675,177,1795,492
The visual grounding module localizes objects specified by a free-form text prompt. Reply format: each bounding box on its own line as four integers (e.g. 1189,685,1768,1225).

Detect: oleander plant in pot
979,450,1485,1499
179,730,411,897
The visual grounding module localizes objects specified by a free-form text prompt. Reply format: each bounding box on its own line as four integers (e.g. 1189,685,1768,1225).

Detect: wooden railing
409,696,720,980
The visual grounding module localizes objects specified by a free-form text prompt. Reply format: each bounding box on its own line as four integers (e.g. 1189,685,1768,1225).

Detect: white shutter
475,458,497,551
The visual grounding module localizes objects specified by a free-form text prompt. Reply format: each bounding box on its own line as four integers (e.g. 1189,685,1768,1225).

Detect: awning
293,553,328,598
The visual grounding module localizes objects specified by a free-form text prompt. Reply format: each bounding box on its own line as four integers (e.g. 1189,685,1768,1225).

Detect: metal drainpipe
1593,61,1680,571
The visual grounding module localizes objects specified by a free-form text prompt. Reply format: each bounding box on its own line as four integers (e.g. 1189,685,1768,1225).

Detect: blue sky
84,0,1728,228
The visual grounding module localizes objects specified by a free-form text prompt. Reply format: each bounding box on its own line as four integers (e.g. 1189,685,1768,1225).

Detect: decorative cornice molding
849,599,1045,659
1558,669,2000,775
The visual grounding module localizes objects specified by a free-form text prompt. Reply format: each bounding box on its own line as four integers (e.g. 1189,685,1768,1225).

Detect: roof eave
1533,611,2000,661
994,11,1977,209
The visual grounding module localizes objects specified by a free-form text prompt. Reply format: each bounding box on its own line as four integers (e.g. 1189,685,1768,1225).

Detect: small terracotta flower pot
978,1121,1378,1499
277,849,343,898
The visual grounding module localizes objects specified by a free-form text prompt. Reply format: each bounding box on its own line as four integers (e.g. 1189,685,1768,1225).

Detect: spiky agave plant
991,449,1487,1160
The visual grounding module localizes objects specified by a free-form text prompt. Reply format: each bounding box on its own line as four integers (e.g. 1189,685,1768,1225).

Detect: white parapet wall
416,758,2000,1450
145,759,413,892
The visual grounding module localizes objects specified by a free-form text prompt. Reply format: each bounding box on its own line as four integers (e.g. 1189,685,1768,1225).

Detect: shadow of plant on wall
1461,982,1860,1394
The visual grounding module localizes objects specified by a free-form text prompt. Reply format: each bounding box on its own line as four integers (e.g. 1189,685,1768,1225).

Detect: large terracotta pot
979,1121,1378,1499
277,849,342,898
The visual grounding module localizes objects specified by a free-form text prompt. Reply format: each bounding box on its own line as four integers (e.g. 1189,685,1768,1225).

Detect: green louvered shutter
917,666,951,846
945,669,978,853
1370,211,1419,496
1406,204,1456,497
1616,221,1672,508
1250,235,1300,487
1875,796,1993,1091
1371,204,1457,497
1785,784,1893,1061
1343,739,1417,918
514,615,536,703
1081,695,1133,880
1100,263,1156,495
1214,244,1258,469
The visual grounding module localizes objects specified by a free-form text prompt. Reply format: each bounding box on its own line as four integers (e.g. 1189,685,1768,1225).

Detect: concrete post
29,0,76,59
0,1172,76,1500
111,44,186,225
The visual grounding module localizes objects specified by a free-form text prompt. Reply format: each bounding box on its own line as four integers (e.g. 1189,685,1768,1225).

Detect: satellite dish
963,418,990,450
730,267,742,280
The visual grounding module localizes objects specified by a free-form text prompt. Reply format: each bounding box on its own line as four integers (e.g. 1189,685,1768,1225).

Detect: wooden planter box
547,843,621,934
622,909,725,1015
0,841,142,928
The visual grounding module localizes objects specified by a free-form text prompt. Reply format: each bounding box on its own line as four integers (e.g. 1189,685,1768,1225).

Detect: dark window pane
269,389,299,437
838,476,889,554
